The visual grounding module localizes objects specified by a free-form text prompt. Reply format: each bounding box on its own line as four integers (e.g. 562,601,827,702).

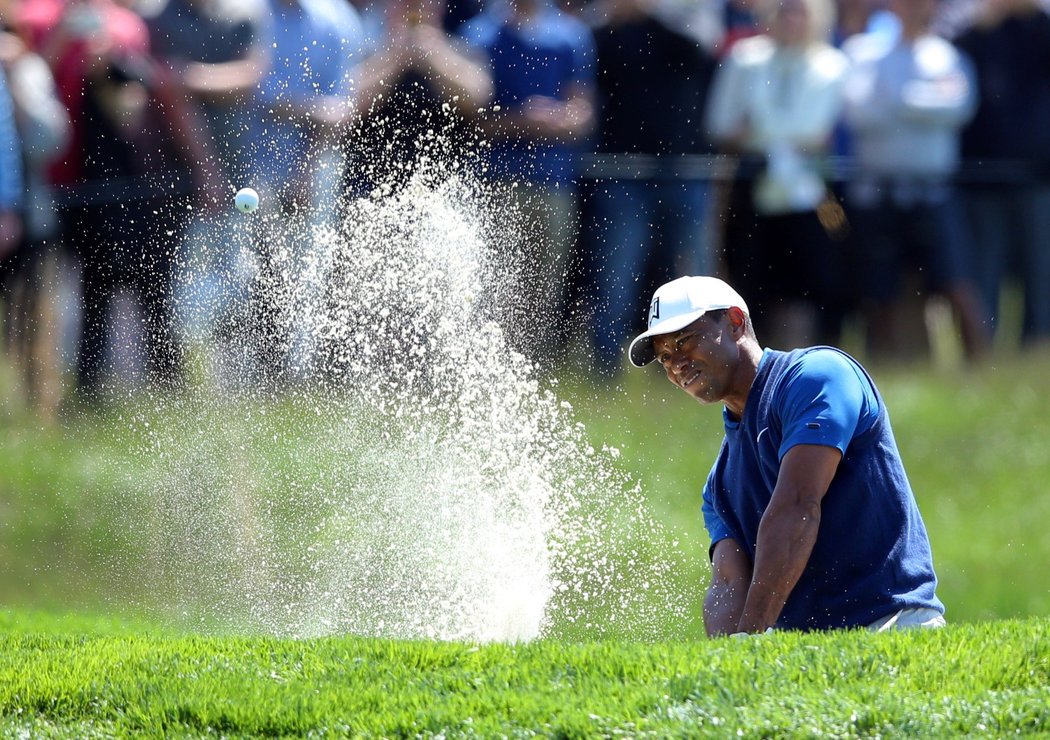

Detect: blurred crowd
1,0,1049,415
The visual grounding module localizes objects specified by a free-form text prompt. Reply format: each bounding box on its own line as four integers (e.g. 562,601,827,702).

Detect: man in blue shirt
255,0,364,210
459,0,596,367
629,275,945,634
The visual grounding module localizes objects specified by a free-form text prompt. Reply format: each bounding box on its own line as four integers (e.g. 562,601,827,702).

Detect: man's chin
686,386,717,404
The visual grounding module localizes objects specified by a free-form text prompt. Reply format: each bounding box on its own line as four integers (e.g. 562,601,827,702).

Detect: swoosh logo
756,427,769,445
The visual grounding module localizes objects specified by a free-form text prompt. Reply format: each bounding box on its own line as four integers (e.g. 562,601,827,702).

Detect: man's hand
704,538,751,637
730,627,775,639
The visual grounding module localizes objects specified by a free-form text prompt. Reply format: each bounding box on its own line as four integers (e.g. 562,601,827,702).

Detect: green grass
3,352,1050,735
4,609,1048,737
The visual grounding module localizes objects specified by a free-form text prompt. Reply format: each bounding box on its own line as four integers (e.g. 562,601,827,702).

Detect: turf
4,609,1048,737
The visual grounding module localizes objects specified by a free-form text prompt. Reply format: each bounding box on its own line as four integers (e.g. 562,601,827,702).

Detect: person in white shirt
842,0,990,362
705,0,849,351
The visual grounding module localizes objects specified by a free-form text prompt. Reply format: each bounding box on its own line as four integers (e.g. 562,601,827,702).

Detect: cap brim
628,309,707,367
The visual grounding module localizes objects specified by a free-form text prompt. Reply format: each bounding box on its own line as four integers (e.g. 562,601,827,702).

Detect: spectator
303,0,490,381
823,0,880,341
255,0,363,212
841,0,990,363
21,0,220,400
583,0,720,375
949,0,1050,348
229,0,365,385
0,9,70,415
143,0,271,384
829,1,897,180
833,0,871,42
342,0,491,196
145,0,271,187
705,0,849,350
460,0,596,368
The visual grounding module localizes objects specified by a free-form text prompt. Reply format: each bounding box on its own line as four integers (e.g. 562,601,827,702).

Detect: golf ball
235,187,259,213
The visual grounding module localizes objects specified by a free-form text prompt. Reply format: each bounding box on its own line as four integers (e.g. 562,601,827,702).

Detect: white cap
628,276,749,367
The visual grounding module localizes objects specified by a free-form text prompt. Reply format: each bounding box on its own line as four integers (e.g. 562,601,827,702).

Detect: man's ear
727,306,747,337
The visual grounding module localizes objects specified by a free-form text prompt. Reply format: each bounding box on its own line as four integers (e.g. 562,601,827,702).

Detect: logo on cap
648,297,660,327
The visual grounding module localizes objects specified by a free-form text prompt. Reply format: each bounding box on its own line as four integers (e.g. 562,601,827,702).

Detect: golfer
629,276,946,634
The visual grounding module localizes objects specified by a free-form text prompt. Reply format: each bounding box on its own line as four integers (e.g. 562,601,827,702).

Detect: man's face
770,0,812,46
890,0,936,26
652,313,739,405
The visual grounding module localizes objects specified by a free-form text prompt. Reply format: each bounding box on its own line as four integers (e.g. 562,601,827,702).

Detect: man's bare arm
704,538,751,637
179,44,269,104
736,444,841,633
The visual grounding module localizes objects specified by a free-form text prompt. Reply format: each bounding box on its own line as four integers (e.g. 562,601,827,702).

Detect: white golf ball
235,187,259,213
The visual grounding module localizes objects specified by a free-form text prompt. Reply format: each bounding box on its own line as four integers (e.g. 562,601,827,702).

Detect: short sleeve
702,477,733,559
776,349,879,459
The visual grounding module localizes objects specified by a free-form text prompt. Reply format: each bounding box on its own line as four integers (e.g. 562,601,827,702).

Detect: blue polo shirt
459,1,595,187
702,347,943,630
